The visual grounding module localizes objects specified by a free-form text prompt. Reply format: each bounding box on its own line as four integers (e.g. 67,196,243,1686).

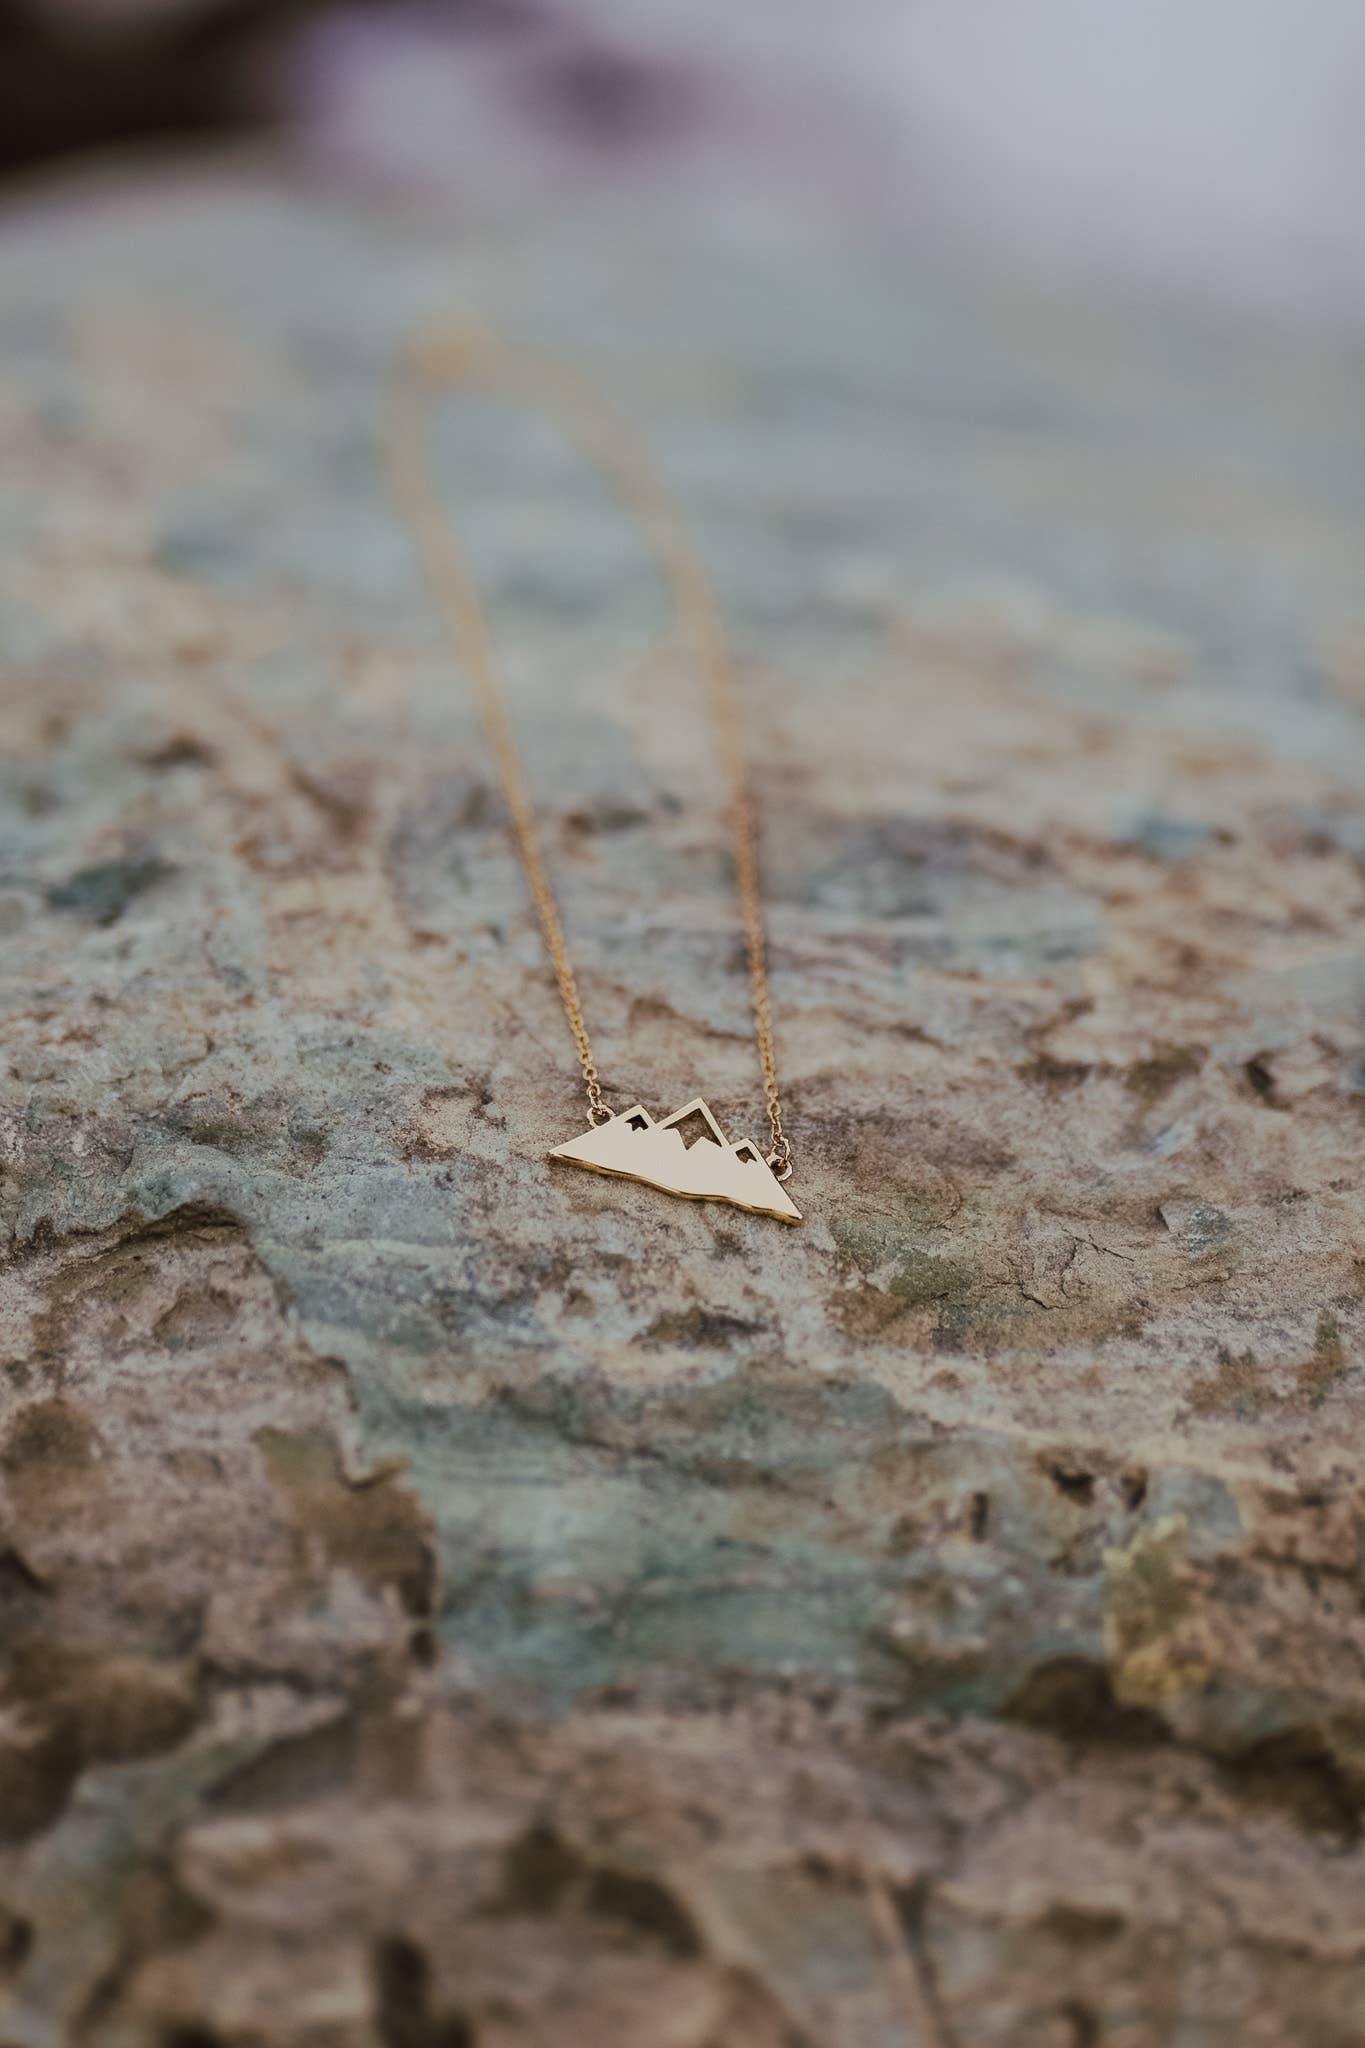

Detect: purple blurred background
2,0,1363,325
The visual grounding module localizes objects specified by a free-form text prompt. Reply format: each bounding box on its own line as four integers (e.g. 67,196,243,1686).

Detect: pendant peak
549,1097,801,1223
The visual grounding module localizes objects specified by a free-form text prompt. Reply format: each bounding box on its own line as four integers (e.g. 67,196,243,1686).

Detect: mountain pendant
548,1097,802,1223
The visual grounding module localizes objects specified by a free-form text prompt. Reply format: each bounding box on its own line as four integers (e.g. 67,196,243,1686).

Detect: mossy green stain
47,855,174,927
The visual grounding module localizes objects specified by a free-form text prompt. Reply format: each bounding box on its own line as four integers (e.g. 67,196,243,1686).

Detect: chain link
386,324,791,1174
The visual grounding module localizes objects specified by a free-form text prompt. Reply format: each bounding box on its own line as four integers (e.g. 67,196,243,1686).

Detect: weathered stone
1,158,1363,2045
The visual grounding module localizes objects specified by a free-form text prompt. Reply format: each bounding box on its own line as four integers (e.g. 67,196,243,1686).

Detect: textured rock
1,159,1364,2045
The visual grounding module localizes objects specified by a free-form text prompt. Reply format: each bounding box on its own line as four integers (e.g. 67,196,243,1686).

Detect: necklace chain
385,324,791,1179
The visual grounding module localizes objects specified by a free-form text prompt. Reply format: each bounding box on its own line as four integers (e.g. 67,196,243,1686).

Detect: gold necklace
385,325,800,1225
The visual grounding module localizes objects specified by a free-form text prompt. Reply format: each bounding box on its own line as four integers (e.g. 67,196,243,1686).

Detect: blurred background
3,0,1364,329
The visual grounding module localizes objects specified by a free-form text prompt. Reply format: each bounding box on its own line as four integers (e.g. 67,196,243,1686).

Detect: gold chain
385,324,792,1179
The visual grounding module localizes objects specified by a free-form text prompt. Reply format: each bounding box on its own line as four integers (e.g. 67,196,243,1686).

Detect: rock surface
2,158,1365,2045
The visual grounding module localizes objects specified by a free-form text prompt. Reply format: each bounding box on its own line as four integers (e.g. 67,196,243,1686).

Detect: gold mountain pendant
549,1098,802,1224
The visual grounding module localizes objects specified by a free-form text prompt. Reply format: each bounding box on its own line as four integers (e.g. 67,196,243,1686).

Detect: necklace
385,325,800,1225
